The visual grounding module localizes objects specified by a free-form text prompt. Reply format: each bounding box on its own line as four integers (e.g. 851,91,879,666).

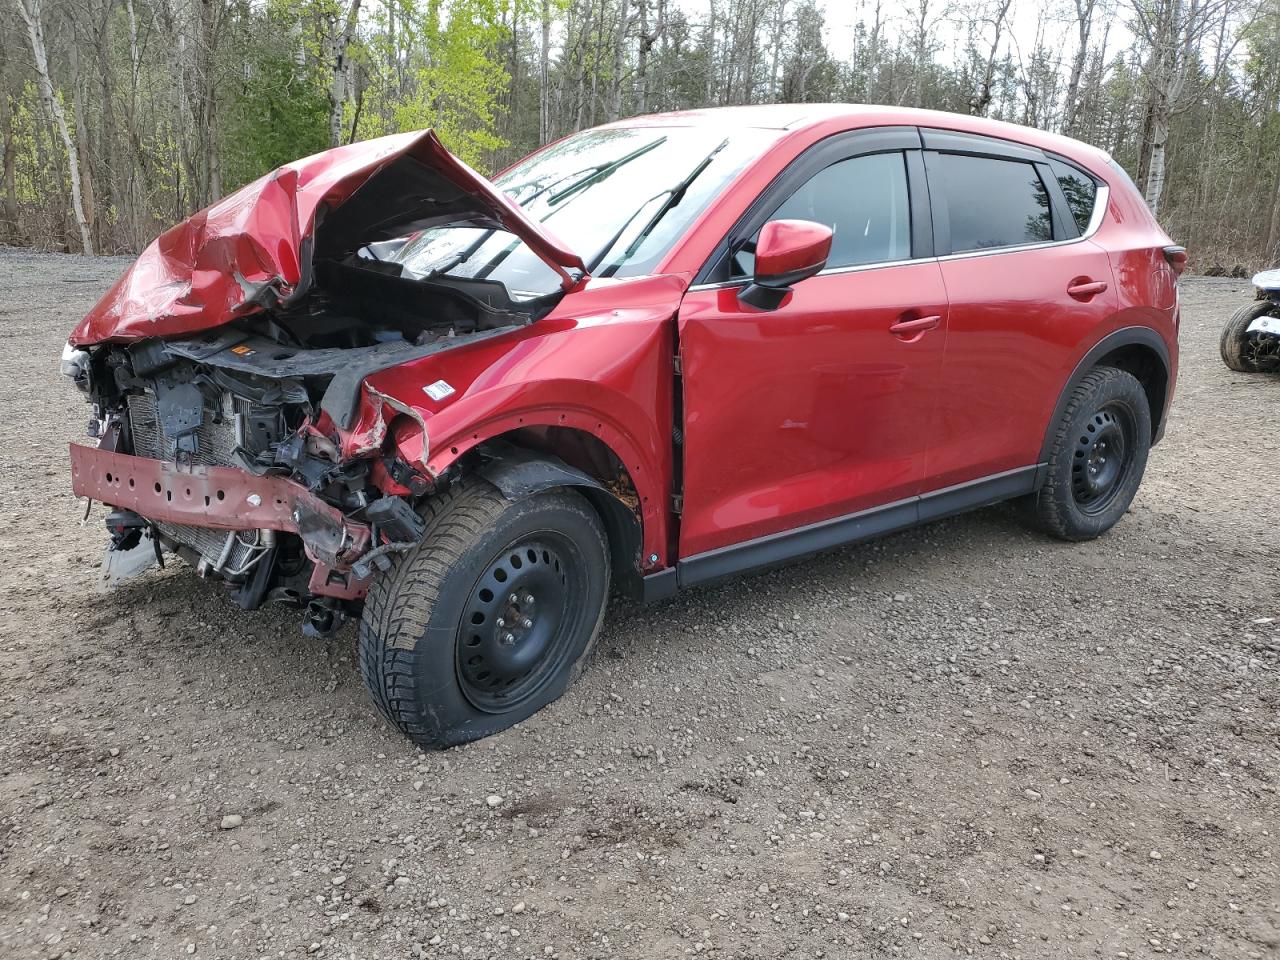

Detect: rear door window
931,153,1052,253
1048,158,1099,233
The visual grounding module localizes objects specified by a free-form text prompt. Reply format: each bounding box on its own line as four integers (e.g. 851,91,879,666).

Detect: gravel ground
0,249,1277,960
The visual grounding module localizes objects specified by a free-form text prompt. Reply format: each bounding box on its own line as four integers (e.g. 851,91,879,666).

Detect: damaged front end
65,129,586,634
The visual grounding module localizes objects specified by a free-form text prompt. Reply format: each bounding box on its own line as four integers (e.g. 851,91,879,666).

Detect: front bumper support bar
69,443,372,570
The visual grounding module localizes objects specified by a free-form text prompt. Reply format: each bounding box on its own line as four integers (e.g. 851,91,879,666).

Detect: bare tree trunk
969,0,1012,116
1062,0,1097,133
122,0,148,247
539,0,551,143
327,0,363,148
635,0,664,113
69,43,99,249
705,0,717,104
768,0,787,101
608,0,630,120
1142,0,1198,216
911,0,931,108
0,93,21,243
198,0,222,204
1145,104,1170,215
93,0,131,253
16,0,95,254
1266,168,1280,266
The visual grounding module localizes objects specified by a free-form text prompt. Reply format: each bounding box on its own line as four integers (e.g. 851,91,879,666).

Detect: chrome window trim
684,183,1110,291
686,255,927,292
1084,182,1110,236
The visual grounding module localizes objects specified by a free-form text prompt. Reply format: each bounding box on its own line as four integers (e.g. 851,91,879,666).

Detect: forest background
6,0,1280,270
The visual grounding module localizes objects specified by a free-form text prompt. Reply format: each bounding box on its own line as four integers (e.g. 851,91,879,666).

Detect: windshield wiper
590,139,729,275
544,136,668,206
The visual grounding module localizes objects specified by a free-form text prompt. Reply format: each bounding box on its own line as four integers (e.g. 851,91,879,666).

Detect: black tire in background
358,478,610,750
1024,366,1152,542
1219,301,1271,372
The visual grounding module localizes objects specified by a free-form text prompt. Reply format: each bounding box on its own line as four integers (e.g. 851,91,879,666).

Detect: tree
14,0,93,253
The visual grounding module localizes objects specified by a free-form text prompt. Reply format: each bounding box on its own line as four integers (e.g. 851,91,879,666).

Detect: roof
602,103,1111,168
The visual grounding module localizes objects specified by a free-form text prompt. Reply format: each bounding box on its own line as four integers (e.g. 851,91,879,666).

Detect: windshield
385,126,772,299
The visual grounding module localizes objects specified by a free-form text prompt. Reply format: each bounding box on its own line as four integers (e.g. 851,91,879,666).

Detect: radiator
125,390,264,574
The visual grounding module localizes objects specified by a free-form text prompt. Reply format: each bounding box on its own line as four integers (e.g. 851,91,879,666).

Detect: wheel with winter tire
358,478,610,749
1025,365,1151,542
1219,301,1271,372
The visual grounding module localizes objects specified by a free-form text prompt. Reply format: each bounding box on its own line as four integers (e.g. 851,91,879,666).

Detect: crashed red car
66,106,1180,749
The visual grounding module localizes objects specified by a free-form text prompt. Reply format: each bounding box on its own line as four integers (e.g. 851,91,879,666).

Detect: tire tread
1219,301,1269,372
1027,365,1150,542
357,477,609,750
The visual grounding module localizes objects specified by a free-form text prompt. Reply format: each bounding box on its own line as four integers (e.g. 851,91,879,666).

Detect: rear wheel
1025,366,1151,542
1219,301,1271,372
358,478,609,749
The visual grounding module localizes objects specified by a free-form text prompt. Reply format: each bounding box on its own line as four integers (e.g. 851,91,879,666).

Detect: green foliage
387,0,511,169
8,0,1280,263
221,5,331,189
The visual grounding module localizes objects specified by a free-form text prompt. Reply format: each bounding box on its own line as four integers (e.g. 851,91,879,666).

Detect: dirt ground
0,249,1276,960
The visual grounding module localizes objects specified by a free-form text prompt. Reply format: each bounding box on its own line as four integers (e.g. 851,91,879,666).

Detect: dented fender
332,274,689,570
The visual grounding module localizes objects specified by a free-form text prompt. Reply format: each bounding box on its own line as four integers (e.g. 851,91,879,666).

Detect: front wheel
1024,366,1152,542
358,478,610,750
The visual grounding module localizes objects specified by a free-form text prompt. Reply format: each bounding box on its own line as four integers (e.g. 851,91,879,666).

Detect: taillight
1163,245,1187,277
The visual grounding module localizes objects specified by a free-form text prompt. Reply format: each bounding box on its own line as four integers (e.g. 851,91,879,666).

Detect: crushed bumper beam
69,444,372,570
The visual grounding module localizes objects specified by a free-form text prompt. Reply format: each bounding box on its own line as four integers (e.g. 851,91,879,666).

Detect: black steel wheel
358,478,610,750
457,534,588,712
1070,403,1135,516
1024,365,1151,542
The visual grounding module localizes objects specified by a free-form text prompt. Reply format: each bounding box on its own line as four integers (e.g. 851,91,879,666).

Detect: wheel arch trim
463,438,651,599
1039,325,1172,463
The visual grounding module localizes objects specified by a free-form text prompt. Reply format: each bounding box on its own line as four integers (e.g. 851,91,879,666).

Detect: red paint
753,219,832,284
72,105,1179,581
677,262,950,554
69,130,585,346
352,274,681,569
69,444,371,568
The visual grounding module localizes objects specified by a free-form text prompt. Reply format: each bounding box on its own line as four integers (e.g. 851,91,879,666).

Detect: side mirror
739,219,832,310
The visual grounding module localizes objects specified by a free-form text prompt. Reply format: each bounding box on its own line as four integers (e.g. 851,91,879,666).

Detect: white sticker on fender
423,379,456,401
1246,314,1280,335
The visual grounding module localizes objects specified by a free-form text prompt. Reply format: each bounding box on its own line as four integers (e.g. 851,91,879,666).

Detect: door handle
889,315,941,338
1067,279,1108,300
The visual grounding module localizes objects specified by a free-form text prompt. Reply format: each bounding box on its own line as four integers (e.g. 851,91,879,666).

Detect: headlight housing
60,342,91,390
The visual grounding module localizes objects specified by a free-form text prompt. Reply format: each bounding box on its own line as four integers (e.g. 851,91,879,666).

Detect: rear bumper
69,443,372,570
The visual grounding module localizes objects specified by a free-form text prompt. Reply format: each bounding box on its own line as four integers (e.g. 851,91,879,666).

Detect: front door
676,139,948,559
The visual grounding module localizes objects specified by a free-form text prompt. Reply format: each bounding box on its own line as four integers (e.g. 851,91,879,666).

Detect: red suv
65,105,1181,749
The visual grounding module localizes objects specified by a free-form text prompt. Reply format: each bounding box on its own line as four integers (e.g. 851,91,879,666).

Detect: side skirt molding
641,464,1043,598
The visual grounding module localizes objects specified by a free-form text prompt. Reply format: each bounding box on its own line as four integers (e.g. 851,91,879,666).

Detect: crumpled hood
70,130,585,346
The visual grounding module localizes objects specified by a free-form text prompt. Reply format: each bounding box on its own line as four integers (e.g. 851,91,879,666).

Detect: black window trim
920,128,1111,259
1044,152,1104,236
923,148,1066,256
689,125,1112,289
691,126,931,287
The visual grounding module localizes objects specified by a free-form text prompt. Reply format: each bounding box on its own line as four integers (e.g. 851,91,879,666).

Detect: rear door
919,130,1118,491
676,129,949,559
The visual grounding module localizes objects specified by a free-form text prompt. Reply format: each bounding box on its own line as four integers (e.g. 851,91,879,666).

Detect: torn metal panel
156,325,515,430
70,444,371,569
70,129,586,347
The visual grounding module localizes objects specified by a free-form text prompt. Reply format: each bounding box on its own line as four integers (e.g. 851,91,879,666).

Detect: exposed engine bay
70,252,550,633
61,129,606,634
